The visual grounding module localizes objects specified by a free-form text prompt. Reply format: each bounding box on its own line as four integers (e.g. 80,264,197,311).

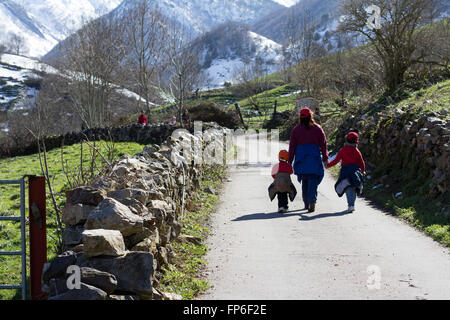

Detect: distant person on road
327,132,365,213
138,111,148,126
288,108,328,213
169,116,177,125
182,109,190,127
268,150,297,213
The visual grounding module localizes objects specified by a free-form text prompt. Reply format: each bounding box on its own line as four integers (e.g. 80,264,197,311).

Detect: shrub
188,102,240,129
279,110,298,141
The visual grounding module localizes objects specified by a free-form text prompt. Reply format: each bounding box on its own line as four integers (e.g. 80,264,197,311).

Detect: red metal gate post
28,176,47,300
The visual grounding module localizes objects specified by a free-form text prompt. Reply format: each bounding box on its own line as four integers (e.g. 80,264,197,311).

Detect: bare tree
8,33,27,55
282,10,327,96
326,32,360,107
0,43,6,58
340,0,441,93
423,17,450,68
282,10,316,68
233,58,272,114
123,0,169,114
166,24,203,127
25,88,65,253
57,17,127,129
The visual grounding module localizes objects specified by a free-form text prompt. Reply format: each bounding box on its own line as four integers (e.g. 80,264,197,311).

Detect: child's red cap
279,150,289,162
346,132,359,142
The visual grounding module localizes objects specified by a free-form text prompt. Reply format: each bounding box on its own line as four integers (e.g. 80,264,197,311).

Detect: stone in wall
84,198,144,237
48,283,107,300
77,251,154,296
66,186,107,206
80,267,118,295
62,203,96,226
82,229,127,258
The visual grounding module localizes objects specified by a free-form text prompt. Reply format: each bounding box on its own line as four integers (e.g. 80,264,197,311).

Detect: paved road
199,140,450,300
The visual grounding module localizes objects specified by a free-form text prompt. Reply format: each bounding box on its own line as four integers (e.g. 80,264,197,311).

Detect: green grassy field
0,141,144,300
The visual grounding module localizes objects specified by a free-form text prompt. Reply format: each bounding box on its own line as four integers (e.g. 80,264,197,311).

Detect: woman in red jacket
288,108,329,213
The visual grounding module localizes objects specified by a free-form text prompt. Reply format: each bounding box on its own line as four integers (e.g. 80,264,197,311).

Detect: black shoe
308,203,316,212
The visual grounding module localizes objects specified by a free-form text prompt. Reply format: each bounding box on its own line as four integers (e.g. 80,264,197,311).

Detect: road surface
199,139,450,300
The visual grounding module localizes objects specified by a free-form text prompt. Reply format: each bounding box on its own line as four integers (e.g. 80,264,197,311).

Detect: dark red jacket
271,161,293,179
288,124,328,164
327,145,365,172
138,114,148,125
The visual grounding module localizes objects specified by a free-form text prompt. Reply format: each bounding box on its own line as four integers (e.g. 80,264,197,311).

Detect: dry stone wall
335,106,449,200
42,123,232,300
0,123,176,159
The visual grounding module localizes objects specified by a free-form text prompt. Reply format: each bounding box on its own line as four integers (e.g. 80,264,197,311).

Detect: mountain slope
0,0,122,58
115,0,285,37
191,24,283,89
252,0,340,44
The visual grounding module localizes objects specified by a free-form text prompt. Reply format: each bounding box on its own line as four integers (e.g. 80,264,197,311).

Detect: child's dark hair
346,136,358,144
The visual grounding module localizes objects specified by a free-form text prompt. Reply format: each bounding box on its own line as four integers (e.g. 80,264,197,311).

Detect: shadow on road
232,209,305,221
299,211,350,221
232,209,350,222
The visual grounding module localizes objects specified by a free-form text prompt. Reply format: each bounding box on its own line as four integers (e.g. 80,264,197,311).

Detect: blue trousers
346,187,357,207
298,174,319,208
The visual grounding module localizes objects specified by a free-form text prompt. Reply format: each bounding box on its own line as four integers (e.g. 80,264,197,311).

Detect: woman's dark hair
299,115,316,128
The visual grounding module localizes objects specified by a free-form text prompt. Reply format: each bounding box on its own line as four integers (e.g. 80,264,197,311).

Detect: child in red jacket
327,132,366,213
268,150,297,213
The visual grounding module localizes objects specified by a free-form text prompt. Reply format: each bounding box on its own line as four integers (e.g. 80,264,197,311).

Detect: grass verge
158,165,226,299
363,169,450,247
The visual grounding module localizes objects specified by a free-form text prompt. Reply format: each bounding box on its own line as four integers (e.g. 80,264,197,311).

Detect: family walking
269,107,366,214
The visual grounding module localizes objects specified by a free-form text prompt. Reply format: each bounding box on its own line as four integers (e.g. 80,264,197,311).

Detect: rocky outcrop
42,123,231,300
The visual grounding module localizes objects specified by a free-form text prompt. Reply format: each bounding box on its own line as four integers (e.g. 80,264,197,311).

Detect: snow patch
271,0,300,7
201,31,283,90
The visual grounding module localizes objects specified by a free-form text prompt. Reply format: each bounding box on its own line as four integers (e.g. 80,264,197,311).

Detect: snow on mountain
1,53,58,75
0,0,122,58
272,0,300,7
116,0,284,37
202,31,283,90
251,0,341,44
249,31,283,64
0,53,61,112
0,52,150,118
